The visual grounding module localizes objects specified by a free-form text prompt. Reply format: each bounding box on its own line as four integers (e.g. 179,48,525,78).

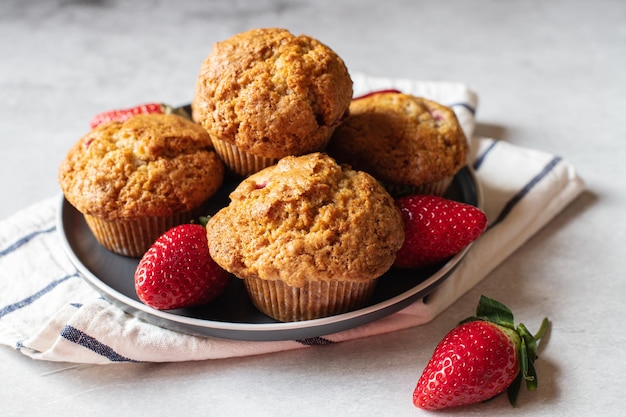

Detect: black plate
57,167,480,341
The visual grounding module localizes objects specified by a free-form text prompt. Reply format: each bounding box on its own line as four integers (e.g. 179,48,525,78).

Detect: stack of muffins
58,27,469,322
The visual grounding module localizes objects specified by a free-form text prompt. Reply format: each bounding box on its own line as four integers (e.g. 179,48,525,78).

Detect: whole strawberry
413,296,549,410
393,195,487,268
89,102,190,129
134,223,230,310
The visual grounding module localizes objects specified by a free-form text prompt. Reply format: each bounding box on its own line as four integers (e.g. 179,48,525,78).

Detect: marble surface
1,0,624,415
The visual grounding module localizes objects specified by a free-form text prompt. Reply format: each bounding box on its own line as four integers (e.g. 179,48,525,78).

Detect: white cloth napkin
0,74,584,364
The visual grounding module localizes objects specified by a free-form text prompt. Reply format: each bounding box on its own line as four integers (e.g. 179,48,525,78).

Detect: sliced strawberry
393,194,487,269
413,296,549,410
134,223,230,310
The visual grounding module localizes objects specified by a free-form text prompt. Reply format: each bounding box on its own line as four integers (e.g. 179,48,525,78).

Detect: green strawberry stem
461,295,549,407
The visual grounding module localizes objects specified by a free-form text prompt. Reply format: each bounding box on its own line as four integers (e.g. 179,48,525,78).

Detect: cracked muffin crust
193,28,353,176
328,91,468,196
59,113,225,256
206,152,404,286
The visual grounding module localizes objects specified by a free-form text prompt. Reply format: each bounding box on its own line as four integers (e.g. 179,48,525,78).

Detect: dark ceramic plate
57,166,480,341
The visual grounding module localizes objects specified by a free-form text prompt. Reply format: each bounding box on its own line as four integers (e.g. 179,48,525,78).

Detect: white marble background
1,1,625,416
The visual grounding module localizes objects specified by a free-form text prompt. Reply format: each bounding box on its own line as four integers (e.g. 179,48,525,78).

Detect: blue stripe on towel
492,156,563,226
0,272,79,318
0,225,56,257
449,102,476,116
60,325,139,362
472,139,497,170
296,337,334,346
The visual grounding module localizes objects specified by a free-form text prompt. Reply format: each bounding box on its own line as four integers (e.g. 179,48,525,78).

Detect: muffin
327,91,468,196
193,28,353,176
206,152,405,322
59,113,225,257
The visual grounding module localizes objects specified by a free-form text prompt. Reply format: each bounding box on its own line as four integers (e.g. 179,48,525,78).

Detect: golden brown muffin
206,152,404,321
193,28,353,176
59,113,225,257
327,91,468,196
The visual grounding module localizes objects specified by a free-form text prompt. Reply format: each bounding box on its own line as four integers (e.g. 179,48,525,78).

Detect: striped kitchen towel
0,74,584,363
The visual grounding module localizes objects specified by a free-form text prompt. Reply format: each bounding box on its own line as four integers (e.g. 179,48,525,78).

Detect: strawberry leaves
461,296,550,405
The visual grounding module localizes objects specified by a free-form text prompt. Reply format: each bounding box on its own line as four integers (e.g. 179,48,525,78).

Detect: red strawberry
134,223,230,310
413,296,549,410
393,195,487,268
353,89,402,100
89,102,190,129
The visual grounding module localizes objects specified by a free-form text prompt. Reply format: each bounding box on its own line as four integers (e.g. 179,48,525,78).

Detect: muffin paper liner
211,136,334,177
83,209,203,258
385,176,453,197
244,276,377,322
211,138,278,177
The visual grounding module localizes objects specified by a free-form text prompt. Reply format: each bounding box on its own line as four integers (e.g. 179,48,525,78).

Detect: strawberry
413,295,549,410
353,89,402,100
393,194,487,269
134,223,230,310
89,102,190,129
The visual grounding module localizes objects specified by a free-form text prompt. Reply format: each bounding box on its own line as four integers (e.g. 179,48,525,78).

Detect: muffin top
327,92,468,188
59,114,224,220
206,153,404,287
192,28,353,159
